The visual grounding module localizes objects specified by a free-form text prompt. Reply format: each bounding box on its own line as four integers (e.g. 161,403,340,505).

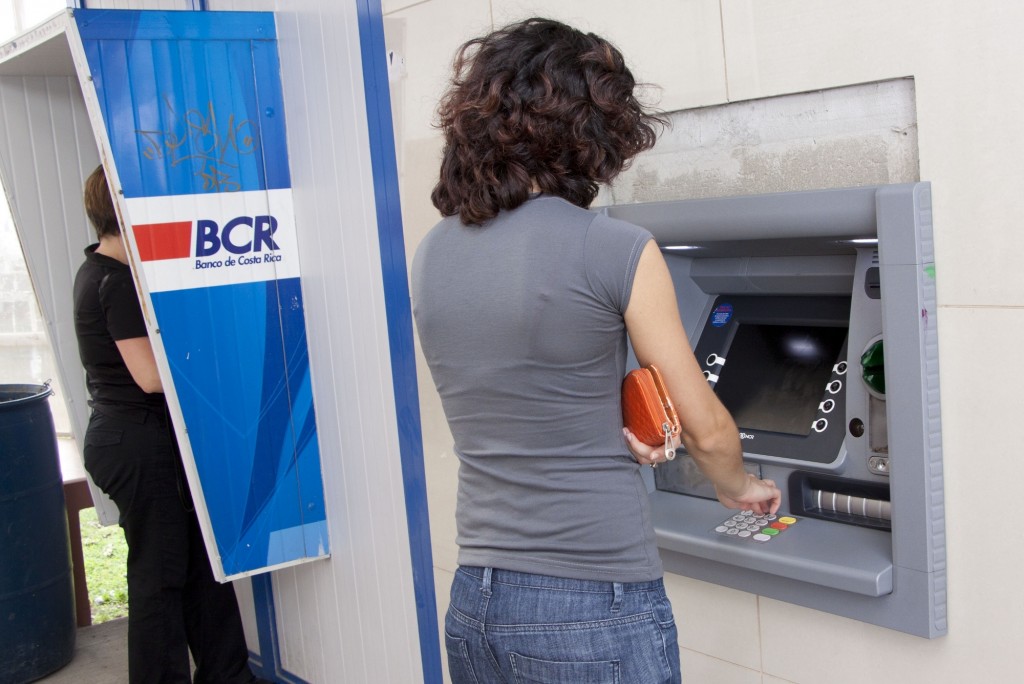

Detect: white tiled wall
490,0,728,112
666,573,761,672
679,649,762,684
386,1,1024,682
386,0,491,143
763,675,799,684
718,0,923,102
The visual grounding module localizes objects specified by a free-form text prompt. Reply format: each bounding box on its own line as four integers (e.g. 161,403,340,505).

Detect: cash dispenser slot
789,473,892,531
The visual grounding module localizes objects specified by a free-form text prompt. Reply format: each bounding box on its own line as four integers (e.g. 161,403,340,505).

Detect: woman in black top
73,165,267,684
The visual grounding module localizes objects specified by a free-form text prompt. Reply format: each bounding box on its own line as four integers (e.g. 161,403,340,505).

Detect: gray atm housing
606,183,945,638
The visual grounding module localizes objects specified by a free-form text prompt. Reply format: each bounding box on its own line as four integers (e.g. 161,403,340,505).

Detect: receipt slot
607,183,945,638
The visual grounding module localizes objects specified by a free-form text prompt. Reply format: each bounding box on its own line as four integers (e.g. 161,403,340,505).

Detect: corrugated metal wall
0,78,90,426
0,15,119,523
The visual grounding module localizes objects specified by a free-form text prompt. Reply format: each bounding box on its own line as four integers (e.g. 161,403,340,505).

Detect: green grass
79,507,129,623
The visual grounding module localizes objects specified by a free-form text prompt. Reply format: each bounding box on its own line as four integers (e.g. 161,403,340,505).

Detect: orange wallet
622,365,681,456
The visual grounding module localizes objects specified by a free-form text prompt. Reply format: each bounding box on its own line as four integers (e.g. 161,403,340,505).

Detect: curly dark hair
431,18,666,225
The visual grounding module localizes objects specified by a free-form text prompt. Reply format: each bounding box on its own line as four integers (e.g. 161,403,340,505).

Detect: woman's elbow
685,433,731,460
135,375,164,394
682,417,740,459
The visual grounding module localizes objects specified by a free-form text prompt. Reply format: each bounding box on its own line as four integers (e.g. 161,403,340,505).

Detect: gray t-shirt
411,195,662,582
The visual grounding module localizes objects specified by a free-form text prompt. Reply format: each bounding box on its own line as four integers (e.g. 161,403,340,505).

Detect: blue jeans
445,566,681,684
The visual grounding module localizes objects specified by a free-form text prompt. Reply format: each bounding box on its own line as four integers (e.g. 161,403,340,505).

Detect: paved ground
37,618,129,684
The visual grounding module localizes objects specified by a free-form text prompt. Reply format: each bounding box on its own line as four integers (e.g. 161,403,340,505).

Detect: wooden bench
63,477,93,627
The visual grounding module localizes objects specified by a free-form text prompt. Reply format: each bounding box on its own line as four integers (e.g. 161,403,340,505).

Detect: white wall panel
385,0,490,144
679,649,762,684
382,0,420,14
720,0,920,102
232,576,261,658
256,1,426,681
0,79,90,433
492,0,727,113
665,573,762,672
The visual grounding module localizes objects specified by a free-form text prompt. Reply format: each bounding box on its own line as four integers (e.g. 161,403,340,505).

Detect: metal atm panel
606,183,945,638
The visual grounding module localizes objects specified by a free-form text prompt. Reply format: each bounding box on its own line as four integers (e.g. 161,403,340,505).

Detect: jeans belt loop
482,567,493,597
611,582,624,612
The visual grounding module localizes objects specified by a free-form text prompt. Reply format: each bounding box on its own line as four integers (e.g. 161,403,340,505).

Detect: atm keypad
714,510,798,542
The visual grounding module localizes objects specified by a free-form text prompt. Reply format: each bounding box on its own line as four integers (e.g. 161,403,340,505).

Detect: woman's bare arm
115,336,164,394
623,240,780,513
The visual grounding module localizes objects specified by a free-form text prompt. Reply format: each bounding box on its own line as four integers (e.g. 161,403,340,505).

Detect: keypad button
714,513,798,543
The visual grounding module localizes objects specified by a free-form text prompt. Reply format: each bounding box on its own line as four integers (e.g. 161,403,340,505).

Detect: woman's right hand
715,473,782,515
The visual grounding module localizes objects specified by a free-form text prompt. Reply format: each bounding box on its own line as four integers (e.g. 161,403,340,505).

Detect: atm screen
715,323,847,436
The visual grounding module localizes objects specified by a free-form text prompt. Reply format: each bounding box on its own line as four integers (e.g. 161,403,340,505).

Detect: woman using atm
72,164,268,684
412,17,782,684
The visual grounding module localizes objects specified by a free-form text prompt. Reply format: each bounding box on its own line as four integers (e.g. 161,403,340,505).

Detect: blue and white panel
76,9,328,578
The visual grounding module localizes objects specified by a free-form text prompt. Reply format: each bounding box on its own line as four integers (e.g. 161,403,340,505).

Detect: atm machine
606,182,945,638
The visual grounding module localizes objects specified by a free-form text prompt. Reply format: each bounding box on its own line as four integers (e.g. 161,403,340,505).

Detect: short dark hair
431,17,665,225
83,164,119,239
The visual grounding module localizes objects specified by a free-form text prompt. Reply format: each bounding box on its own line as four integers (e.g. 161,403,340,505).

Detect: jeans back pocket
445,632,481,684
510,652,619,684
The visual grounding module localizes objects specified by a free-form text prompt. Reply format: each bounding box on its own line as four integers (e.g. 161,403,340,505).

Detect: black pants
84,408,256,684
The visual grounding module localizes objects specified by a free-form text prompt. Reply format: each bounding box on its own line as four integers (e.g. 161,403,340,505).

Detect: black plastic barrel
0,384,76,684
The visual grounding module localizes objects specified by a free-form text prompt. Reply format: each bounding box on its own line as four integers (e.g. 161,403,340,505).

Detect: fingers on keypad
714,511,798,542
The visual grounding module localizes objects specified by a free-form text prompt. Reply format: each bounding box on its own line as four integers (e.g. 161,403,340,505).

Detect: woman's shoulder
593,212,651,239
528,196,652,240
583,208,653,256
